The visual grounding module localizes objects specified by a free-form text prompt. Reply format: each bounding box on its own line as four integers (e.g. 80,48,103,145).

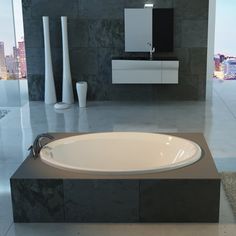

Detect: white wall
206,0,216,99
0,80,21,107
207,0,216,81
0,80,28,107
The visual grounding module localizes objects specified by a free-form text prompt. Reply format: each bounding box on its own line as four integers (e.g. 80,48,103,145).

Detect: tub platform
10,133,221,223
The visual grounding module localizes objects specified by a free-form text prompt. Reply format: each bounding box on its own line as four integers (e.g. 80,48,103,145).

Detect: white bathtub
40,132,201,175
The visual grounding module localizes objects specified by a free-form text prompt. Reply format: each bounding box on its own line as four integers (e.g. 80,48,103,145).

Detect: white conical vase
61,16,74,104
42,16,57,104
76,81,87,108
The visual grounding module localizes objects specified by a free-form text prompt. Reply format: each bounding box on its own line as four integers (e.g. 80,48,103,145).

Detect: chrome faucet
147,42,155,60
28,133,55,159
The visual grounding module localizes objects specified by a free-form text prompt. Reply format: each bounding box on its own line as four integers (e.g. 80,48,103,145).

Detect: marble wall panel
23,0,209,101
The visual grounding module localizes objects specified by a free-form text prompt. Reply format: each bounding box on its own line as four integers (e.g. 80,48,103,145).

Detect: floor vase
61,16,74,104
76,81,87,108
42,16,57,104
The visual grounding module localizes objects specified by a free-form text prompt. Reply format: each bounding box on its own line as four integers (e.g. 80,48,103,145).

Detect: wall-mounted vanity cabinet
112,59,179,84
125,8,174,52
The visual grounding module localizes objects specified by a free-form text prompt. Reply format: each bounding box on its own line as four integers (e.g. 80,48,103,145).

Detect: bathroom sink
112,56,178,61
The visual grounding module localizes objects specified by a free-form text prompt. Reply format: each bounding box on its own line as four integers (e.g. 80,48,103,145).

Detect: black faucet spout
28,133,55,159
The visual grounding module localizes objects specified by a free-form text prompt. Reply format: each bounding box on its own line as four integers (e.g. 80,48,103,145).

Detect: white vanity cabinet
112,60,179,84
162,61,179,84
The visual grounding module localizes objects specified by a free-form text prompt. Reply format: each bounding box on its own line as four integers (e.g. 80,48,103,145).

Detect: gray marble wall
22,0,209,101
11,178,220,222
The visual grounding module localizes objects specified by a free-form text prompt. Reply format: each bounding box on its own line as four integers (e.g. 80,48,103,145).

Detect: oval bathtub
40,132,202,175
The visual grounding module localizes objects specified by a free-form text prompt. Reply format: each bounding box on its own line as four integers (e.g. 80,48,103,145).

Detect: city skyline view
0,0,24,55
1,0,236,81
0,0,26,80
213,0,236,80
0,0,15,56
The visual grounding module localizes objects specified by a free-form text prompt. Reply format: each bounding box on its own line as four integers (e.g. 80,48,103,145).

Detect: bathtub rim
39,132,202,175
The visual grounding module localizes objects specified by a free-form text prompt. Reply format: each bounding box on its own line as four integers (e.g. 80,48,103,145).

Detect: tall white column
42,16,57,104
61,16,74,104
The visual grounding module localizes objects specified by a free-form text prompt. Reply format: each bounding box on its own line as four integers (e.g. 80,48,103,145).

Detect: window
0,0,26,80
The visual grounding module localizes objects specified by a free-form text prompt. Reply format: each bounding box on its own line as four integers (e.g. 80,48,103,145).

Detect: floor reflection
1,80,236,235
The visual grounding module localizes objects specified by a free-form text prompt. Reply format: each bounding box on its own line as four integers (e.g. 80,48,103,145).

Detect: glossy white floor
1,79,236,236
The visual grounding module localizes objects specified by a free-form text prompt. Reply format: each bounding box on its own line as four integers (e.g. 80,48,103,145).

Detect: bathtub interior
40,132,202,174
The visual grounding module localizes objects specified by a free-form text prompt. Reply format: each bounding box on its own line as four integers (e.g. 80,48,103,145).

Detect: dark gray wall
22,0,209,101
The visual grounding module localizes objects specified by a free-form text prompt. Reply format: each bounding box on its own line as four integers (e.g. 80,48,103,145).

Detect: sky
215,0,236,55
0,0,24,55
13,0,24,43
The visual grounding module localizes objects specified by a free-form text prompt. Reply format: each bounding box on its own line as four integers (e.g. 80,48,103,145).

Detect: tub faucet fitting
28,133,55,159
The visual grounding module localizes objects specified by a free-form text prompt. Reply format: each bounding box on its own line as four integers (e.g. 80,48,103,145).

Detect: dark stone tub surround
23,0,209,101
11,133,221,223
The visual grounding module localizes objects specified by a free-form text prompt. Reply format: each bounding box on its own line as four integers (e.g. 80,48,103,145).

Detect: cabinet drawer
112,69,162,84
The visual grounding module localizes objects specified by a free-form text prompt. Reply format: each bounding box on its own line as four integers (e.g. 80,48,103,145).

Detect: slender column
61,16,74,104
42,16,57,104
